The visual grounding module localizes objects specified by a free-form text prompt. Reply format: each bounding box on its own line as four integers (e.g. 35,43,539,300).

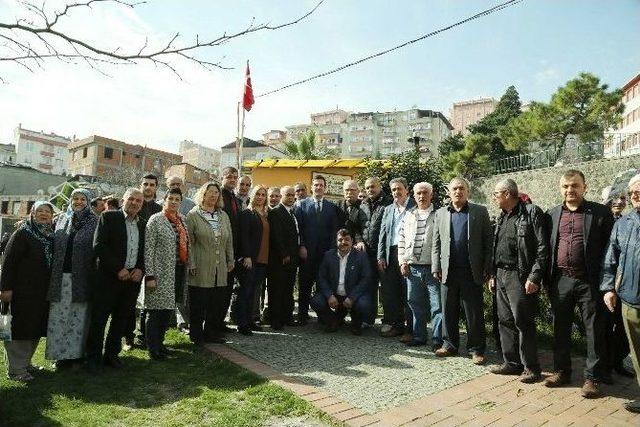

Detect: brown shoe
399,333,413,343
520,369,542,384
381,327,403,338
544,371,571,388
489,363,523,376
435,347,457,357
581,379,600,399
472,354,486,365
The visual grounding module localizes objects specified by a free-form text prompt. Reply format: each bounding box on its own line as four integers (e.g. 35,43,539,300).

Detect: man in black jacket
489,179,548,383
357,177,392,324
338,179,368,244
544,169,614,398
221,166,242,327
86,188,146,372
267,186,300,329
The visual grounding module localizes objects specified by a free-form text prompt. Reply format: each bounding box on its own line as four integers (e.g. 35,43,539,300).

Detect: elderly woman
0,201,55,381
236,185,270,336
186,182,234,347
144,188,190,360
45,188,98,369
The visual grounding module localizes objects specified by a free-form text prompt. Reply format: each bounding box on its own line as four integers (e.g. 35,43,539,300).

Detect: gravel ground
225,323,493,413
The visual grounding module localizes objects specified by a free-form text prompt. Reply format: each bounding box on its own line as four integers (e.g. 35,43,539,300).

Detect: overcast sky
1,0,638,152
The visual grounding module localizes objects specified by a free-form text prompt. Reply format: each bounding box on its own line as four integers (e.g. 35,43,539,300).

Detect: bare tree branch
0,0,324,80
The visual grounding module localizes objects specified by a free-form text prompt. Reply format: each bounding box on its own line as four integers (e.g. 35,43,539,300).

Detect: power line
257,0,524,98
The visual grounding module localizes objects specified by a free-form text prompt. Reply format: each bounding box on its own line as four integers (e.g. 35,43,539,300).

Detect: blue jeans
237,263,267,328
407,265,443,344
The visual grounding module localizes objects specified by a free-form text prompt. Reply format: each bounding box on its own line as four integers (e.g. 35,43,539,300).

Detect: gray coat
431,202,493,285
143,212,190,310
48,212,98,303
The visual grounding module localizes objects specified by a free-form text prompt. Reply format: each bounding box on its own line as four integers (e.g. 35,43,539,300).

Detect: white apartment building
14,124,71,175
605,73,640,157
178,140,220,173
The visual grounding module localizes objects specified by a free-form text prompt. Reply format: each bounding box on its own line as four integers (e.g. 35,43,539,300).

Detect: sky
0,0,638,153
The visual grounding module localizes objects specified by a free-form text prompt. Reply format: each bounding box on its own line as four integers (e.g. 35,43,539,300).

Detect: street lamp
408,132,425,152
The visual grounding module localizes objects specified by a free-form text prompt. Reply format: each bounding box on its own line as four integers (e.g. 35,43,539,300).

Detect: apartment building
178,140,220,173
450,98,498,136
14,125,71,174
605,73,640,157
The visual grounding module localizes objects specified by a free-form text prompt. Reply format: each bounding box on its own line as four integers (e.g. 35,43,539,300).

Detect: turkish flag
242,61,254,112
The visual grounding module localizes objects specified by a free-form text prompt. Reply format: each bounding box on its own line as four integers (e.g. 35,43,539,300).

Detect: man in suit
377,177,416,339
295,175,339,324
311,229,372,335
237,175,252,209
544,169,613,398
221,166,242,328
268,187,282,209
267,186,301,329
432,177,492,365
358,177,393,325
86,188,146,372
294,182,308,205
338,180,368,244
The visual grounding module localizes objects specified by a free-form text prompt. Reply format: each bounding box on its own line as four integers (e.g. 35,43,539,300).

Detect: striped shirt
411,208,431,260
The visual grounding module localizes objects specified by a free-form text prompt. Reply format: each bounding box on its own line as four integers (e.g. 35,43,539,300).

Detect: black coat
360,191,393,257
239,209,268,263
0,229,51,339
222,188,242,258
338,200,368,243
545,200,614,287
268,204,300,267
93,210,146,282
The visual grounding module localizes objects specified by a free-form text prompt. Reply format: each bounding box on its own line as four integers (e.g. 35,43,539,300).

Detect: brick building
450,98,498,136
164,162,212,191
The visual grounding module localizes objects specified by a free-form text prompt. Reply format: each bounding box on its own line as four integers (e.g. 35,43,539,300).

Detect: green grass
0,330,335,427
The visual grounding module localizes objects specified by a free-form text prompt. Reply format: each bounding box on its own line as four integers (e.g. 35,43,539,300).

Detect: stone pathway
206,323,640,426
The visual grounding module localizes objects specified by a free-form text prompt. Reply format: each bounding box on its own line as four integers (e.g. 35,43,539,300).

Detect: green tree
282,131,339,160
441,134,493,181
438,132,465,157
500,73,624,154
357,150,446,205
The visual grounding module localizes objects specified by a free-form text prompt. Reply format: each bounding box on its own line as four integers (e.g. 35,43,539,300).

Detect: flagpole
239,104,246,172
236,101,241,170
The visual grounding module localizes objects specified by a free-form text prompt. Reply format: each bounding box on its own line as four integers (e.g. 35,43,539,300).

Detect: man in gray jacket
398,182,441,349
432,177,492,365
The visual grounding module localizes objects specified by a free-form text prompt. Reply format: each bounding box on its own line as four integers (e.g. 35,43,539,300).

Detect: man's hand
524,280,539,295
282,256,291,265
243,257,253,269
227,262,235,273
130,268,143,283
488,277,495,292
354,242,366,252
343,297,353,309
433,271,442,282
328,295,339,310
299,246,308,261
0,290,13,303
117,268,131,281
189,268,197,276
400,263,410,277
145,279,157,290
604,291,617,313
377,259,387,272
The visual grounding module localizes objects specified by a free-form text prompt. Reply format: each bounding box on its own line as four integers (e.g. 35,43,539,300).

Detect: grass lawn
0,330,335,427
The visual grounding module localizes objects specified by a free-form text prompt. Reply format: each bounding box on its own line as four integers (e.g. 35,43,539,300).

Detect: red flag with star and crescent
243,61,254,111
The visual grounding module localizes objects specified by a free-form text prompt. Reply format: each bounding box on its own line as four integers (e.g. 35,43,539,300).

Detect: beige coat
186,207,234,288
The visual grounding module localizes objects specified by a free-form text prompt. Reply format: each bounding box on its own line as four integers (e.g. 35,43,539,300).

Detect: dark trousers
603,295,630,372
381,246,411,330
549,274,606,380
496,268,540,372
310,293,372,327
237,263,267,328
188,285,230,345
267,264,296,327
298,254,322,318
441,267,486,355
367,253,380,324
86,275,140,363
146,309,172,354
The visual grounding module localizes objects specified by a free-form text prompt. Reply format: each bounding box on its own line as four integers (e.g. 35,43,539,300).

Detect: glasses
629,191,640,197
492,190,506,197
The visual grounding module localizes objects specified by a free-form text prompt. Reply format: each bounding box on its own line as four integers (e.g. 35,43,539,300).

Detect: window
82,147,88,158
26,201,34,212
1,201,8,214
104,146,114,159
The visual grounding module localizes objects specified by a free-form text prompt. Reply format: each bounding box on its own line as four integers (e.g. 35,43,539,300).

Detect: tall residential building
605,73,640,157
450,98,498,135
14,125,71,174
262,130,287,148
178,140,220,173
284,107,452,158
67,135,182,177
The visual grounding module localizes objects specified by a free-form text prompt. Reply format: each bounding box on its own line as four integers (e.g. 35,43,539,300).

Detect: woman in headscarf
45,188,98,369
0,201,55,381
186,181,234,348
144,188,190,360
236,185,270,336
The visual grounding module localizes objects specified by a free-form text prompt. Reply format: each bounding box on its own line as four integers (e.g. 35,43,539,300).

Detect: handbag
0,301,11,341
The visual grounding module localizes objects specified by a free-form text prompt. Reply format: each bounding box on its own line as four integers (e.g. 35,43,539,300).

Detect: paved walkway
206,323,640,426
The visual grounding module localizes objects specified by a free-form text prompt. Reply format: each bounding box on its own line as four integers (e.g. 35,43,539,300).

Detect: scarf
21,201,55,267
165,210,189,264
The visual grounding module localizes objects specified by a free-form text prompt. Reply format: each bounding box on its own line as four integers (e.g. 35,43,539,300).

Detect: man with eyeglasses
602,175,640,413
544,169,613,398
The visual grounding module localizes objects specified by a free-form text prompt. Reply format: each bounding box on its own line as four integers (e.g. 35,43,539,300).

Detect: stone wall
472,153,640,214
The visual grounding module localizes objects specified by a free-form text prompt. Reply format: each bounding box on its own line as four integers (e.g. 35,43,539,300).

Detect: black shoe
298,315,309,326
406,339,426,347
489,363,524,376
615,365,636,378
271,324,284,331
249,324,263,332
238,327,253,336
520,369,542,384
149,351,167,361
103,355,123,369
350,325,362,336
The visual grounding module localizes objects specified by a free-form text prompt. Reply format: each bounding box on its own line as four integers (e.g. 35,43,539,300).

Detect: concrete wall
473,153,640,215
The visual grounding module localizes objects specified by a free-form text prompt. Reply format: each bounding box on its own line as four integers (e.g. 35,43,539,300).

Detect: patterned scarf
21,201,55,267
165,210,189,264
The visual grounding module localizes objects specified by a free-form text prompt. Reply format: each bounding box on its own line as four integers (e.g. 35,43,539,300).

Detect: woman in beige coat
186,181,234,347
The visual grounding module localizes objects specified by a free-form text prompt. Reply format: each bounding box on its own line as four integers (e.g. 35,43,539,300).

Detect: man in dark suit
543,169,613,398
432,177,492,365
311,229,372,335
338,179,367,243
295,175,339,324
267,186,301,330
221,166,242,328
86,188,146,372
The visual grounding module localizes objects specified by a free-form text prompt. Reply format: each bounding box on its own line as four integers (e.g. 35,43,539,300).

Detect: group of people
1,166,639,413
